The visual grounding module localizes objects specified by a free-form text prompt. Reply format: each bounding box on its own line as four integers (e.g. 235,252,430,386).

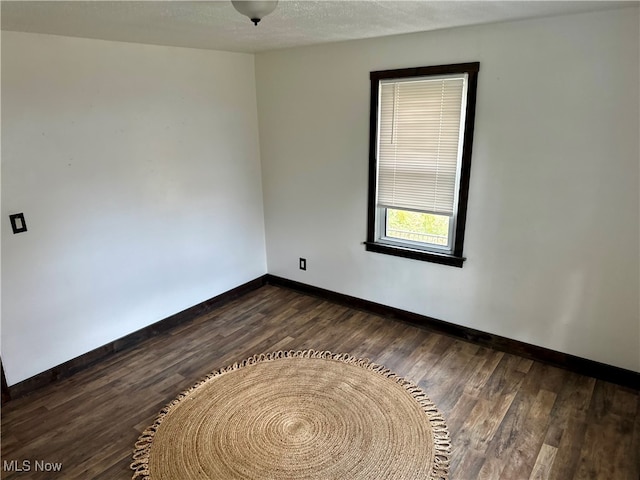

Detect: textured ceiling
1,1,634,53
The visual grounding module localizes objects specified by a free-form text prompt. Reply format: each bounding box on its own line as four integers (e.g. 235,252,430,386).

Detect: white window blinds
377,75,467,216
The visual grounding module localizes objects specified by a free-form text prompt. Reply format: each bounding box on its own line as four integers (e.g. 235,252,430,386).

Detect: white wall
1,32,267,385
256,8,640,371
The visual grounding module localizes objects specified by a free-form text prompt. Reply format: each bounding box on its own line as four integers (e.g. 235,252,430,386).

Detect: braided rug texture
131,349,451,480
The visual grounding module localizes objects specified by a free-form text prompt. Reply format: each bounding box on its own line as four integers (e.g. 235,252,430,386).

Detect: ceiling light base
231,1,278,26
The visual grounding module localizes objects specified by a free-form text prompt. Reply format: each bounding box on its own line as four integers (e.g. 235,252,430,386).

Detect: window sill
364,241,466,268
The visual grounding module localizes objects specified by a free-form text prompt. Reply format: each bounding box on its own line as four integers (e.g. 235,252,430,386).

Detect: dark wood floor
1,285,639,479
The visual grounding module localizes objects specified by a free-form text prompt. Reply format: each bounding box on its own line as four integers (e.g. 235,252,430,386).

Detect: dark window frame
365,62,480,268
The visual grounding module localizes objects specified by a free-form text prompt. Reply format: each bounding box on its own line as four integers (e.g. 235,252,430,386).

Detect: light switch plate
9,213,27,234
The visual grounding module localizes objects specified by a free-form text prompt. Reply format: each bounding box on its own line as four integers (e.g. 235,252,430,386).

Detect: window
365,62,480,267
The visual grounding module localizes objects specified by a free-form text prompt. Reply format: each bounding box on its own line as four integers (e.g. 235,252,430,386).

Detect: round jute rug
131,350,451,480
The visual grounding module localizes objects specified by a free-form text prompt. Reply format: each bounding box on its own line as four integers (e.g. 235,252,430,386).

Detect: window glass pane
385,208,450,247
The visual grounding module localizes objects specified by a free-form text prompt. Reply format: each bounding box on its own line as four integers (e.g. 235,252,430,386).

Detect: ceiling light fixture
231,1,278,26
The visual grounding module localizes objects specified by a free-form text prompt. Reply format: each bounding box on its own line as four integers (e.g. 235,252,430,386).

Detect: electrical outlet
299,258,307,271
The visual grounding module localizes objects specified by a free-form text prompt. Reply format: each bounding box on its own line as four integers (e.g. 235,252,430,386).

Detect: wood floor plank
1,285,638,479
529,444,558,480
498,389,557,479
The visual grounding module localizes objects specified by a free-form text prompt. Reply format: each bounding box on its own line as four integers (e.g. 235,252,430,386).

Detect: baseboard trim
8,273,637,399
265,274,639,390
7,275,268,400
